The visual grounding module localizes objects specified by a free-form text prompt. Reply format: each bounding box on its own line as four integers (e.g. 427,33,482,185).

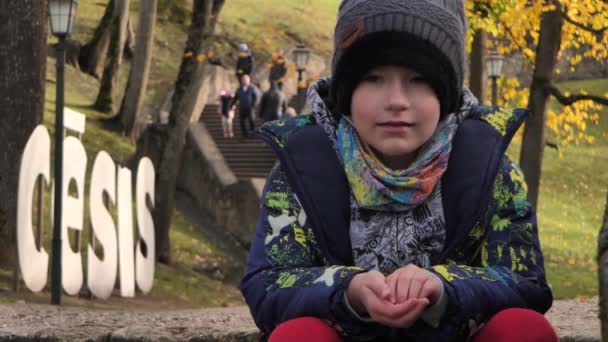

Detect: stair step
196,104,279,181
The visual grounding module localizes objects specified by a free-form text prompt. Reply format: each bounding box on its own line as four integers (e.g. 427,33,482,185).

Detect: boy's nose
385,82,411,112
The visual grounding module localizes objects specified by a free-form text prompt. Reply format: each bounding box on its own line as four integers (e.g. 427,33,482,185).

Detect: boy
240,1,558,341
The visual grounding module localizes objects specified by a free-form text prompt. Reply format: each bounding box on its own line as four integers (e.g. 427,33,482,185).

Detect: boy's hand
346,270,430,328
385,264,442,306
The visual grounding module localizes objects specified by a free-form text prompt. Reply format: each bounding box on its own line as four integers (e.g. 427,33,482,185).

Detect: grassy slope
215,0,340,69
506,78,608,299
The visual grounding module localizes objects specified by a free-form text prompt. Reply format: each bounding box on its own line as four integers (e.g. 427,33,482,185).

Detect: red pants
268,308,558,342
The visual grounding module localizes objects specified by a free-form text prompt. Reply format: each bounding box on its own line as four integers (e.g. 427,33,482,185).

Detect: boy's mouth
377,121,415,127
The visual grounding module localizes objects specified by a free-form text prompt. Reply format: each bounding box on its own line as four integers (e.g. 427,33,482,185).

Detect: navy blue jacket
240,106,552,341
231,85,259,113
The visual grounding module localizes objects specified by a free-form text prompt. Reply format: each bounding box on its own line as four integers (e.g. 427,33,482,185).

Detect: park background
0,0,607,314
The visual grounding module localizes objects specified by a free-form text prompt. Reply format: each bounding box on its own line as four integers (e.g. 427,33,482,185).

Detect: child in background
218,89,234,138
284,106,297,118
240,1,557,341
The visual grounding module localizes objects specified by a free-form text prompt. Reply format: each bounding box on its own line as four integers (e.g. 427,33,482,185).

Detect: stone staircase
199,104,276,179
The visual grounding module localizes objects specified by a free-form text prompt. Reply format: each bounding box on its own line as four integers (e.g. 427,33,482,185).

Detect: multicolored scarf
336,115,459,211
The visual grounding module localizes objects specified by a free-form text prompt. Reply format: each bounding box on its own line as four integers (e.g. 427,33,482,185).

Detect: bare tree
114,0,158,138
519,3,563,210
0,1,46,264
93,0,130,112
154,0,225,264
469,29,487,104
77,0,135,78
78,0,114,78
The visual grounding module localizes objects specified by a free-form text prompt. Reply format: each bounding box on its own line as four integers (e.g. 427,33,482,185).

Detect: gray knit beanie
330,0,467,116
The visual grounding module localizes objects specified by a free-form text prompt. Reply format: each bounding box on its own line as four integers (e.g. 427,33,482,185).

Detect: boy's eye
410,75,428,84
362,74,382,82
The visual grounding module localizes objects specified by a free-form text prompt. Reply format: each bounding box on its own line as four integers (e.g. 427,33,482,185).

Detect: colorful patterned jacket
240,93,552,341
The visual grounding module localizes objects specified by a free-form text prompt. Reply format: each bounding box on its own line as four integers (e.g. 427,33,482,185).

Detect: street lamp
486,51,504,108
292,44,310,113
48,0,78,306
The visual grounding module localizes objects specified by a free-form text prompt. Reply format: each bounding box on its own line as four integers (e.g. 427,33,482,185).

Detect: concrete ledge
0,305,262,342
0,299,600,341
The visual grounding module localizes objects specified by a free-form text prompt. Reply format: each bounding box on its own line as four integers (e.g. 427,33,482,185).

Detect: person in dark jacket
269,49,287,91
240,1,557,341
259,81,288,123
231,74,259,138
236,43,255,80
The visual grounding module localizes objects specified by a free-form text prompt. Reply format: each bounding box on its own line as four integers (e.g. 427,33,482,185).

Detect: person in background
231,74,259,138
259,81,288,123
269,49,288,91
240,0,557,341
218,88,234,138
236,43,255,80
284,106,297,118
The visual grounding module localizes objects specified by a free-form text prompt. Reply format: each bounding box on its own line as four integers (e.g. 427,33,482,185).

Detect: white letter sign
88,151,117,299
17,109,156,300
136,157,155,294
17,126,50,292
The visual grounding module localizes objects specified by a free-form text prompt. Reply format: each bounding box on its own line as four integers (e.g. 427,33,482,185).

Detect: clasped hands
346,264,442,328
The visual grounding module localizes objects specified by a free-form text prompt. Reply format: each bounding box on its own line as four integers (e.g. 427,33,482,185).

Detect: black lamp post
486,51,504,108
292,44,310,113
48,0,78,306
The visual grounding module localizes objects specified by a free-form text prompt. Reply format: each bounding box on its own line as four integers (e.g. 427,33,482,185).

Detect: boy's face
350,65,440,170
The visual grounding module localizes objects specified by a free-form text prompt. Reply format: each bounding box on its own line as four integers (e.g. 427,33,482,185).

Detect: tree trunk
0,1,46,265
123,18,136,60
115,0,157,138
519,2,563,210
93,0,131,113
469,30,487,104
599,191,608,341
154,0,225,264
79,0,115,79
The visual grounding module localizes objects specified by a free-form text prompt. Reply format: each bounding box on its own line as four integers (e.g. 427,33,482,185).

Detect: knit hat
330,0,467,117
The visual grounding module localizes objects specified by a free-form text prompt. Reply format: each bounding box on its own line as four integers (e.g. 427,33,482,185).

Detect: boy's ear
339,17,365,49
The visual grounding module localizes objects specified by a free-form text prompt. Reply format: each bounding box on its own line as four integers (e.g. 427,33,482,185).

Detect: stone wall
132,121,260,261
177,122,260,252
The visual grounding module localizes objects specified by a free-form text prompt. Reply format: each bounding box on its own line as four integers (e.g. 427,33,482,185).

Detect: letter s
135,157,155,294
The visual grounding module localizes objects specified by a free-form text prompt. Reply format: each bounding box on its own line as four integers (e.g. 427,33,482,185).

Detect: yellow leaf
576,294,590,301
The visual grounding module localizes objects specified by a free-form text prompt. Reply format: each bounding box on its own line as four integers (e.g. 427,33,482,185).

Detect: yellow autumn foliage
467,0,608,147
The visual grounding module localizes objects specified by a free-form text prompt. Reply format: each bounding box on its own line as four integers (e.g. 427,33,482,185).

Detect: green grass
218,0,340,65
506,78,608,299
